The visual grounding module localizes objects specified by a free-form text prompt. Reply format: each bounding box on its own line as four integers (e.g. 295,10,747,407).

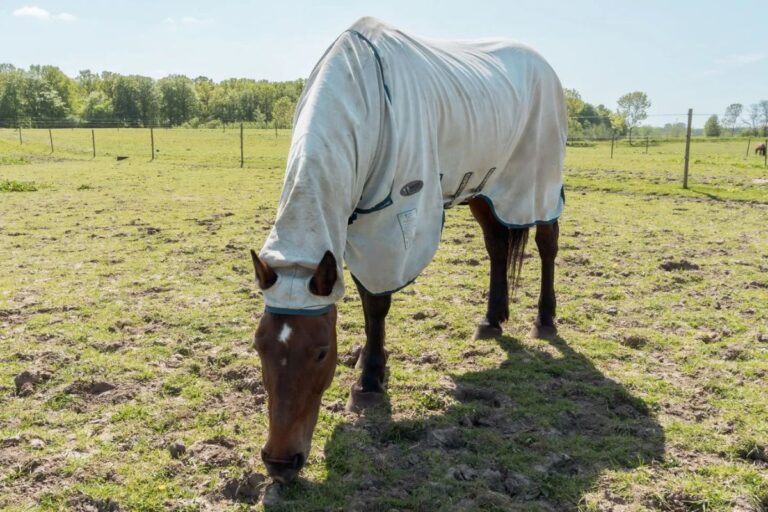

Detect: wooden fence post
49,129,54,153
610,134,615,159
240,122,244,168
745,137,751,158
683,108,692,189
91,129,96,158
150,127,155,161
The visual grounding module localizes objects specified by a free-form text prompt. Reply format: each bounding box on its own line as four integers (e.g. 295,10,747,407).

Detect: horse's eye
317,347,328,362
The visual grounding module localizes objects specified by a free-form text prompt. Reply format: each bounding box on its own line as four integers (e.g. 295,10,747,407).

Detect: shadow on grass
688,187,726,202
270,334,665,511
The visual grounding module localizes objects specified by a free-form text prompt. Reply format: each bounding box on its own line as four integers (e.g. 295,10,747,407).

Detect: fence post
18,126,22,145
240,122,244,168
150,127,155,161
49,128,54,153
745,137,751,158
610,134,615,159
91,129,96,158
683,108,693,189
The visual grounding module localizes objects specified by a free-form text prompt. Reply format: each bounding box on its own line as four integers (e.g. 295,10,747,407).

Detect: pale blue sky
1,0,766,127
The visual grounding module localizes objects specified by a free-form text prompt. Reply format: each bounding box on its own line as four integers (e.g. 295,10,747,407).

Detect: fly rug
250,17,567,482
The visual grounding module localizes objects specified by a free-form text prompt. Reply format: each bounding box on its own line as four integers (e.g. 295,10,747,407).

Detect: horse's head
250,250,339,482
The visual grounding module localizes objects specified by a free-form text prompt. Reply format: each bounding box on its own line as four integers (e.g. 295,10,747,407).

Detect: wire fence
2,126,767,179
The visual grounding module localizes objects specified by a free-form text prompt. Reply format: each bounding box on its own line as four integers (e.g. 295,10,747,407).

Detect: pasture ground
1,129,767,511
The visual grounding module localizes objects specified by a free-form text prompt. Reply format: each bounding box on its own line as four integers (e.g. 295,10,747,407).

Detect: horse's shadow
271,334,665,511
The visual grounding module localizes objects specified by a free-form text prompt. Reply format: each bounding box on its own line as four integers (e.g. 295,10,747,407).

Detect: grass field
1,129,767,511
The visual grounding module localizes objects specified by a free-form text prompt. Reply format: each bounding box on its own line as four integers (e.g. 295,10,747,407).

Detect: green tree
704,115,721,137
81,91,113,126
158,75,198,126
110,75,158,126
194,76,215,121
563,88,584,138
616,91,651,143
758,100,768,136
22,76,68,125
722,103,742,136
272,96,295,129
0,68,26,127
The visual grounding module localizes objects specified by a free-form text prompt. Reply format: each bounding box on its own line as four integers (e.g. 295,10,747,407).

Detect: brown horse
251,210,558,482
249,17,565,483
756,143,766,156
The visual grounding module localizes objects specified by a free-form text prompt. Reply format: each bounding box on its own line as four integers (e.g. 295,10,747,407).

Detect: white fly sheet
259,17,567,314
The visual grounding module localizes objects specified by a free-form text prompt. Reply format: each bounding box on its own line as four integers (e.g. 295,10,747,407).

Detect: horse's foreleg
469,198,510,339
532,221,559,340
347,276,391,411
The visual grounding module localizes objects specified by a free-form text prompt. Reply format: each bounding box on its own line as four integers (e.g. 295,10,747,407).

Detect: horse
756,143,766,156
249,17,567,483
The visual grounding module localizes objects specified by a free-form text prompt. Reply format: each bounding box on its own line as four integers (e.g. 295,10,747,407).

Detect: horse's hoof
345,385,386,413
531,323,557,340
474,324,503,340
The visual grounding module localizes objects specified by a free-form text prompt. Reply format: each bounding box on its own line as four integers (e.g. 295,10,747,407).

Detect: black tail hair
507,227,529,293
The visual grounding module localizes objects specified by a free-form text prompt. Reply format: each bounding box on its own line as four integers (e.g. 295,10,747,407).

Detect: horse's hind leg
532,221,559,340
469,198,511,339
346,275,391,411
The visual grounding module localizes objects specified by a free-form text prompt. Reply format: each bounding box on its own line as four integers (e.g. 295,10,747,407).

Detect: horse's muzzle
261,449,305,482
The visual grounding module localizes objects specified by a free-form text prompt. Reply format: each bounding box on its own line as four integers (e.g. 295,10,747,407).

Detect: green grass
0,129,767,511
0,179,38,192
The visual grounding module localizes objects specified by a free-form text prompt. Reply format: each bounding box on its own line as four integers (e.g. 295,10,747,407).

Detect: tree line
703,102,768,137
567,89,768,140
0,64,303,128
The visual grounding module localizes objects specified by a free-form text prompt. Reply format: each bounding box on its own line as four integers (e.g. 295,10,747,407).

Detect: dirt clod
68,492,124,512
168,442,186,459
428,427,465,449
418,351,440,364
622,335,648,349
28,438,45,449
14,369,52,396
723,344,747,361
412,310,437,320
503,472,536,498
340,344,362,367
188,437,238,467
449,464,478,481
660,259,699,271
65,380,116,395
223,471,266,501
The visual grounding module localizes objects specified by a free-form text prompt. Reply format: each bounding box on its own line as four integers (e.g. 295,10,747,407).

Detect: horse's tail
507,227,530,293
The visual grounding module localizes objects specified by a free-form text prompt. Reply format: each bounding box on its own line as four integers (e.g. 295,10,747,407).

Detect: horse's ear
250,249,277,290
309,251,338,297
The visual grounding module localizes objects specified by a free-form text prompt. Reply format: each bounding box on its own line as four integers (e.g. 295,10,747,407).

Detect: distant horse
756,143,766,156
249,17,567,482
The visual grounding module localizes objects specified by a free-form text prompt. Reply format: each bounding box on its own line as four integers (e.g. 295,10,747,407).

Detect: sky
1,0,766,127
